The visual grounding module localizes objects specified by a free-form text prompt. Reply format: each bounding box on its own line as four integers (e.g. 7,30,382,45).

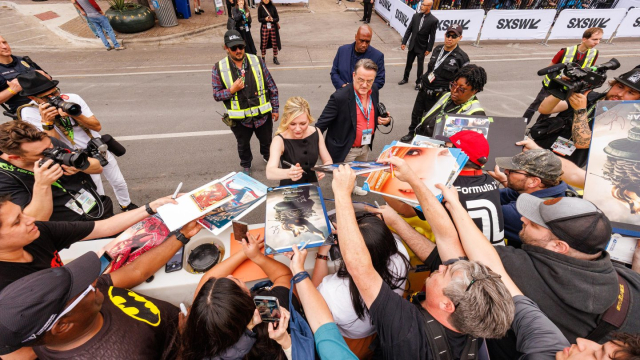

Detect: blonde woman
266,97,333,186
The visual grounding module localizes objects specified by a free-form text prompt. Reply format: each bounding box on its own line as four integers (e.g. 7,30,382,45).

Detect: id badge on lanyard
361,129,372,145
355,91,373,145
551,136,576,156
65,189,97,215
266,23,271,29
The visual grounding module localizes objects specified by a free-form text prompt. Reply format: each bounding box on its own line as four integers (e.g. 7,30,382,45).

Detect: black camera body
47,96,82,116
85,138,109,167
539,58,620,100
377,102,389,118
40,147,90,170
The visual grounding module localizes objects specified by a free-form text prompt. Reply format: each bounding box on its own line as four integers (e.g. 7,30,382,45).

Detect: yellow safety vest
218,54,272,120
543,45,598,88
415,92,484,136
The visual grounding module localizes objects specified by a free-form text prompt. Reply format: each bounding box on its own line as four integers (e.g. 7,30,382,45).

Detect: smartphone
232,220,249,242
165,246,184,273
253,296,281,323
99,252,113,274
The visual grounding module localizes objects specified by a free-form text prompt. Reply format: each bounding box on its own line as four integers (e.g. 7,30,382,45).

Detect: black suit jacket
402,12,438,53
316,85,386,163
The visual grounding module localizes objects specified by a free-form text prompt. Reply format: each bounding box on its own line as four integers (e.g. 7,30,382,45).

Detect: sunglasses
505,169,530,177
356,212,384,223
445,33,459,39
454,273,502,307
46,284,95,332
34,87,60,101
230,45,245,51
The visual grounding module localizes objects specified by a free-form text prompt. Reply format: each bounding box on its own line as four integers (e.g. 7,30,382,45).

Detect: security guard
212,30,279,176
522,27,602,123
401,24,469,142
413,64,487,137
0,35,50,118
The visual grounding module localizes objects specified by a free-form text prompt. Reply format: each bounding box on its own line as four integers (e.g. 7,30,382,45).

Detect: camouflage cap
494,149,562,181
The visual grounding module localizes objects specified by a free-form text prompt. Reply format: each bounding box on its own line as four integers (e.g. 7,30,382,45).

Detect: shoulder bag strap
415,302,453,360
586,273,631,342
261,4,271,17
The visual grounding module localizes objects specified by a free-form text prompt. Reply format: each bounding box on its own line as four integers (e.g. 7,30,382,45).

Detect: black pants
408,89,440,134
523,87,550,124
403,50,425,84
363,0,373,21
231,117,273,168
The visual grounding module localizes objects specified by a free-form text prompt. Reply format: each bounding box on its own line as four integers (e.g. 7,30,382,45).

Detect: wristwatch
176,232,191,245
574,108,588,116
42,124,54,130
145,203,156,215
316,254,329,261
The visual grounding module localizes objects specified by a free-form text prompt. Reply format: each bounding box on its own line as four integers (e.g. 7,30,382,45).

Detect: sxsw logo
634,17,640,27
496,18,540,29
437,19,470,31
379,0,391,11
567,18,610,28
395,10,409,26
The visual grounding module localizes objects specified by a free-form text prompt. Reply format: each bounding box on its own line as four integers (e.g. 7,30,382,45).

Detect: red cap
449,130,489,167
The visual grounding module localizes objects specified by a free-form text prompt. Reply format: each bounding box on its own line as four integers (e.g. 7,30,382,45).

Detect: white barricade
614,7,640,37
271,0,308,3
390,0,416,37
615,0,640,9
375,0,396,23
548,8,628,40
431,9,484,42
480,9,556,41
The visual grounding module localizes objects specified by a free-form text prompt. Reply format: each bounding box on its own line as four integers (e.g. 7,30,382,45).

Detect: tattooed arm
568,92,592,149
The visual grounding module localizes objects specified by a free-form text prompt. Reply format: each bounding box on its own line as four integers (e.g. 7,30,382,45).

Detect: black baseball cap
446,24,463,36
224,30,245,48
0,252,101,355
614,66,640,92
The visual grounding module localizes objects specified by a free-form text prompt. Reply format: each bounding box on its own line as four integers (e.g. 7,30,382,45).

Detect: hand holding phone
232,220,249,242
254,296,281,323
165,246,184,273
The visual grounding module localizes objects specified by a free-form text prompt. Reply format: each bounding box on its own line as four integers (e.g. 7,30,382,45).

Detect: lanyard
354,90,372,129
433,46,453,72
58,115,75,141
438,95,475,118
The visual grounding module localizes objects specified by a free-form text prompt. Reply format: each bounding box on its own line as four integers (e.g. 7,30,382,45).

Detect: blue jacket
330,43,385,90
500,182,569,247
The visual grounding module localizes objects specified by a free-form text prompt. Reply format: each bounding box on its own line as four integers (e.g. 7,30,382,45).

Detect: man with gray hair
317,58,391,195
331,161,514,359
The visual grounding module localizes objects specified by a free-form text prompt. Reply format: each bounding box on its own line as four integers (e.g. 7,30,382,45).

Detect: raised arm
568,92,592,149
193,247,250,300
538,94,567,115
243,233,292,288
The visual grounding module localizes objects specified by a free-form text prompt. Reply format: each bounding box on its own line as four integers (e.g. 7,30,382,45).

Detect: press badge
65,189,97,215
267,23,272,29
361,129,372,145
246,26,250,32
551,136,576,157
427,72,435,83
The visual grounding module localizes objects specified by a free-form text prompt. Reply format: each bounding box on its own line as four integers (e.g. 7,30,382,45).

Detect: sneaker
199,9,205,12
352,186,368,196
400,133,414,143
242,167,252,176
398,79,408,85
106,46,113,51
195,9,201,14
120,202,139,212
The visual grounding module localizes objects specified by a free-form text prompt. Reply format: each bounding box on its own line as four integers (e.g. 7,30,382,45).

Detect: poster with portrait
584,100,640,237
312,161,390,176
264,184,331,254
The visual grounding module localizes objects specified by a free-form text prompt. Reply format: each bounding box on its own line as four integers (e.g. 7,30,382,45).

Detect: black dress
278,128,320,186
232,7,257,55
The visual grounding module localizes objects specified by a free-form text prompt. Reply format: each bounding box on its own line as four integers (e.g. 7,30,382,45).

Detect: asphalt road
4,7,640,224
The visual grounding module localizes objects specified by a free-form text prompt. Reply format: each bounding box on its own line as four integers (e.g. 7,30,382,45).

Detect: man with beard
330,25,385,90
531,65,640,168
487,149,567,248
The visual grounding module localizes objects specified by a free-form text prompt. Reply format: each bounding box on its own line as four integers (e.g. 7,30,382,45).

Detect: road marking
116,130,233,141
2,27,38,35
0,22,24,27
54,53,640,78
9,34,45,44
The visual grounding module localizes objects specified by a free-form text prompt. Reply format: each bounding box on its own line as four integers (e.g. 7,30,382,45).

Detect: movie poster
312,161,390,175
434,114,491,138
264,184,331,254
584,100,640,236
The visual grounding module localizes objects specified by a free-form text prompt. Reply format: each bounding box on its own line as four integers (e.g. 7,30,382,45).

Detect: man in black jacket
398,0,438,90
316,59,391,195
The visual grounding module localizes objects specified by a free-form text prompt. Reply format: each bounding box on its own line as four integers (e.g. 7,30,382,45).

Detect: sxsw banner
548,8,628,40
389,0,416,37
480,9,556,40
375,0,395,23
431,10,484,42
615,8,640,38
615,0,640,9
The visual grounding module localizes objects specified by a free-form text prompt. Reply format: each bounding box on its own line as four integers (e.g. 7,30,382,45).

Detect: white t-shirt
317,236,410,339
21,93,100,150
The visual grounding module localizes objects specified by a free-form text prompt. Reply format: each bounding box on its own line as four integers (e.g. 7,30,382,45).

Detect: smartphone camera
254,296,281,323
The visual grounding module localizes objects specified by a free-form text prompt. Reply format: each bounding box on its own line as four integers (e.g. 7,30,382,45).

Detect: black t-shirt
0,138,99,222
0,221,94,292
414,98,486,137
423,45,470,92
0,55,45,112
369,281,468,360
34,274,180,360
533,91,605,168
416,173,505,245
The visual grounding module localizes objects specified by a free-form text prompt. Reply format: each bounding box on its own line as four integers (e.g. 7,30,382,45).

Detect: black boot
273,57,280,65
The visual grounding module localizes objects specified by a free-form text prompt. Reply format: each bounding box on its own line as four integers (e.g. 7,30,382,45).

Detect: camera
377,102,389,117
538,58,621,100
47,96,82,116
40,147,90,170
85,138,109,167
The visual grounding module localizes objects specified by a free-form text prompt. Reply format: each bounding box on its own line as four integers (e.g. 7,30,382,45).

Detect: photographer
16,71,138,212
0,35,51,118
0,121,107,222
533,66,640,168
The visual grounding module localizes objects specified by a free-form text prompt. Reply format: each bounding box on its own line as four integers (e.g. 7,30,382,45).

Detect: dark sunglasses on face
230,45,245,51
445,33,459,39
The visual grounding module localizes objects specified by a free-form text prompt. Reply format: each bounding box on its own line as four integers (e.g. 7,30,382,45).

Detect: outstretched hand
516,138,542,152
378,156,418,184
331,165,356,199
487,165,508,186
284,244,307,275
435,183,459,211
242,233,264,260
363,204,402,226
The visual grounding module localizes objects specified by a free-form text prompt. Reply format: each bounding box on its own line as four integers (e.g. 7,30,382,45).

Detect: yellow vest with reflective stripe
543,45,598,88
218,54,272,120
415,92,484,135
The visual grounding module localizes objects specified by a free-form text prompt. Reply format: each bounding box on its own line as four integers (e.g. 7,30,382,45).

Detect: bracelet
316,254,329,261
145,203,156,215
42,124,54,131
6,87,16,95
